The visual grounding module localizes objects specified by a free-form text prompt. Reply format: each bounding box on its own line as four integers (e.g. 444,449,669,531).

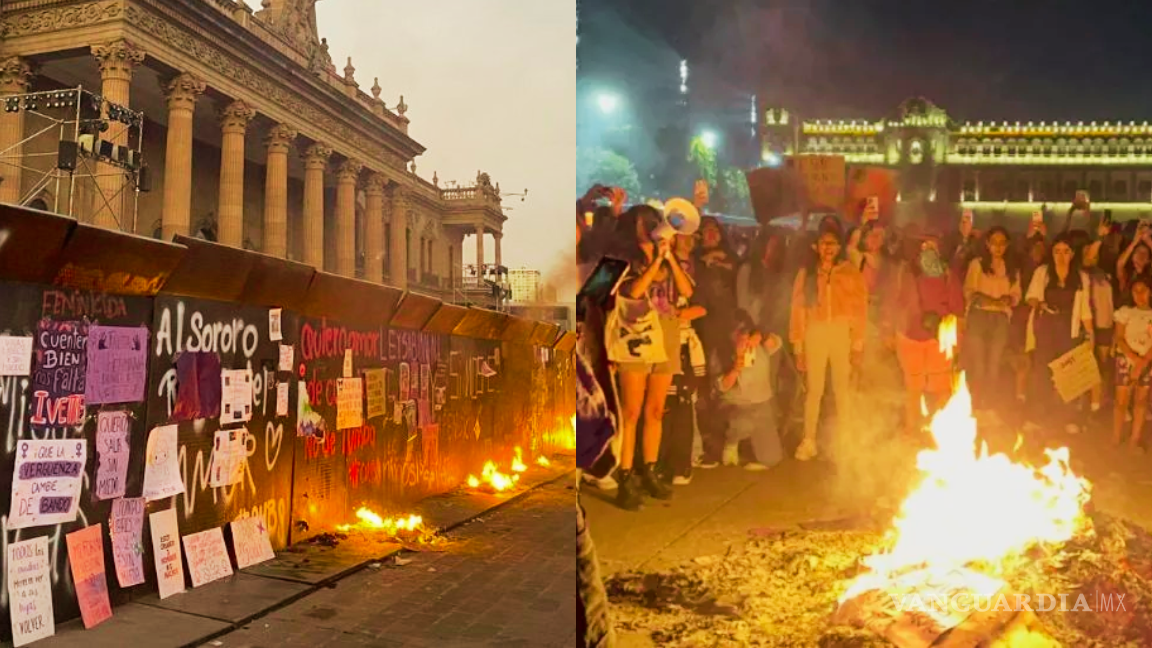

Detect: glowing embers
466,460,521,493
336,507,424,537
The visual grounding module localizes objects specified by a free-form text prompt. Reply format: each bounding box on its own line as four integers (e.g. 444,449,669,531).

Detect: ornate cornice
3,1,124,38
219,100,256,133
91,39,146,81
0,57,35,94
163,72,206,110
264,123,298,153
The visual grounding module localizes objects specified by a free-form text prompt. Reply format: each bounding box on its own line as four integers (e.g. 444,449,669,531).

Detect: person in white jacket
1024,232,1094,435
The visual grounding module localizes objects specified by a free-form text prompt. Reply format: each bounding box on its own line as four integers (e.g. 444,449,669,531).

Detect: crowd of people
576,185,1152,519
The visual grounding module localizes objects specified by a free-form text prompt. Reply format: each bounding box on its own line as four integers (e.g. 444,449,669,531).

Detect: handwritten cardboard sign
336,377,363,430
0,335,33,376
149,507,185,599
182,527,234,588
85,325,148,405
221,368,253,425
231,514,276,569
1049,342,1102,403
7,536,54,646
365,369,386,420
7,439,87,530
142,424,184,501
30,319,87,429
276,381,289,417
795,155,846,212
110,497,146,587
66,524,113,629
210,428,247,488
94,410,131,501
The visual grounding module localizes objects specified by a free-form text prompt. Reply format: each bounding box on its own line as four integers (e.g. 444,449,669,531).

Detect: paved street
209,477,577,648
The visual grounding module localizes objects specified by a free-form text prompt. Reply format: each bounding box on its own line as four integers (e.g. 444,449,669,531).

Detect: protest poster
66,524,112,629
7,536,54,646
336,377,363,430
149,507,185,599
0,335,33,376
7,439,86,530
29,319,87,429
1049,342,1102,403
182,527,234,588
220,368,253,424
364,368,386,420
85,325,148,405
795,154,846,212
343,348,352,378
110,497,146,587
844,166,899,224
421,364,430,399
399,362,410,400
278,344,294,372
209,428,247,488
230,514,276,569
268,308,283,342
94,410,131,501
276,381,289,417
173,351,222,421
142,424,184,501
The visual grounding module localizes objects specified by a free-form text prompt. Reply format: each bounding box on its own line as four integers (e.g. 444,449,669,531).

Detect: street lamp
700,130,718,150
597,93,619,114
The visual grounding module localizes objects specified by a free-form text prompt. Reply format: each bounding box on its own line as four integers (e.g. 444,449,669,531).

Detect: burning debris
536,455,551,467
467,460,521,492
335,507,424,536
606,512,1152,647
512,446,528,473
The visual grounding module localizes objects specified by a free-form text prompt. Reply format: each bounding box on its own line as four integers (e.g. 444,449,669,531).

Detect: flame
938,314,958,360
511,447,528,473
841,373,1092,604
536,455,551,467
466,460,520,493
336,507,424,535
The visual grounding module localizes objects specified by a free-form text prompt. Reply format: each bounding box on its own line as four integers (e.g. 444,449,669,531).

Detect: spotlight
4,97,18,113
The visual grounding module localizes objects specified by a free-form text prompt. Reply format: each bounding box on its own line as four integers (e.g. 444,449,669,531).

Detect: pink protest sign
85,325,148,405
94,410,130,501
65,524,112,629
110,497,146,587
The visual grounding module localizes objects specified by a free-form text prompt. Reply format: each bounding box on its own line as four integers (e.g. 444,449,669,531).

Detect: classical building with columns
0,0,508,306
759,97,1152,224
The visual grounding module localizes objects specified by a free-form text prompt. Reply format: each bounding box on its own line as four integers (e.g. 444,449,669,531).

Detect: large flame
511,447,528,473
841,372,1092,604
467,460,521,492
938,314,958,361
336,507,423,535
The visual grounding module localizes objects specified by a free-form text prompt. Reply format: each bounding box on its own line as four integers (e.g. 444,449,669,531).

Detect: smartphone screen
577,257,630,321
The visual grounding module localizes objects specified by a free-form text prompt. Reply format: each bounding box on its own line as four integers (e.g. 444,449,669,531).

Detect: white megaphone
650,197,700,241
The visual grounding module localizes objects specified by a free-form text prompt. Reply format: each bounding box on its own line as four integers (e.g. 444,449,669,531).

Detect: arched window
28,198,48,212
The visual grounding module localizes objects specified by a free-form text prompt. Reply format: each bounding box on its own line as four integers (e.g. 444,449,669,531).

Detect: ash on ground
605,512,1152,647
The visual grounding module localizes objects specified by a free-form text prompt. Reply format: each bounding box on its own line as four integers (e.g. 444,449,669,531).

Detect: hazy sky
243,1,575,291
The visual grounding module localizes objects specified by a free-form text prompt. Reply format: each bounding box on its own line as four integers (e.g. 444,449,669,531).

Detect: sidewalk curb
181,468,575,648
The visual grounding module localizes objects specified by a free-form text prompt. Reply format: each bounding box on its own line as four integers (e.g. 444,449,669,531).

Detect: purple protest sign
29,320,87,429
85,325,148,405
94,411,130,501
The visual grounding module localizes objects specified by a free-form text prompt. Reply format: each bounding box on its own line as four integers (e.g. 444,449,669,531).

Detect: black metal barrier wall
0,204,574,635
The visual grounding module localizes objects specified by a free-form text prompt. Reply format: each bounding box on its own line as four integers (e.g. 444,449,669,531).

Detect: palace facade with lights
758,97,1152,222
1,0,509,307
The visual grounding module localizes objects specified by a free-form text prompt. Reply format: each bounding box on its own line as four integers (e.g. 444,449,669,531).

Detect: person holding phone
964,226,1021,412
1117,220,1152,293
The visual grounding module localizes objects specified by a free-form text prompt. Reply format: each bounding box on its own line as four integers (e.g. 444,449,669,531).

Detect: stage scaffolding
0,86,146,231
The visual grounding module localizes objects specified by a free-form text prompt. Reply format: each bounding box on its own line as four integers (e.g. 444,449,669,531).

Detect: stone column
301,142,331,268
494,232,503,268
363,173,386,283
475,223,485,271
263,124,296,258
416,234,424,284
0,57,34,206
91,41,145,229
389,187,409,289
160,73,205,240
217,100,255,248
334,158,362,278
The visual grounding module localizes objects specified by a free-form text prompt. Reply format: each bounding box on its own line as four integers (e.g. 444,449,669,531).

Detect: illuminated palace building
0,0,509,308
759,97,1152,223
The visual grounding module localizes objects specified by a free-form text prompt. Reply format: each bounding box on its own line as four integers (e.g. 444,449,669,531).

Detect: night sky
582,0,1152,122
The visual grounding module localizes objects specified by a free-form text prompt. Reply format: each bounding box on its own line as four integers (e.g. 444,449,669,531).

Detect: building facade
758,96,1152,224
0,0,508,307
